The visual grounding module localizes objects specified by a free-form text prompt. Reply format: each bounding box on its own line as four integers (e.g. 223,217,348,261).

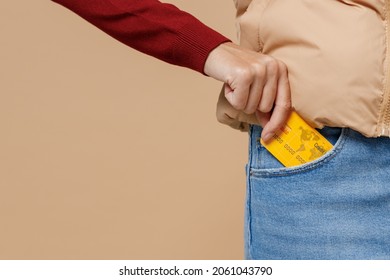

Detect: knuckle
234,67,253,83
262,55,274,63
266,59,279,75
277,60,288,73
241,59,266,78
252,63,266,77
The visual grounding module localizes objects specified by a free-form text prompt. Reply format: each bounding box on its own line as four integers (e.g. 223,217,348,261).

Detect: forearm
51,0,230,73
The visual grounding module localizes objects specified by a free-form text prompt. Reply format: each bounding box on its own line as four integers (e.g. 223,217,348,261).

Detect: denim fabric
245,126,390,259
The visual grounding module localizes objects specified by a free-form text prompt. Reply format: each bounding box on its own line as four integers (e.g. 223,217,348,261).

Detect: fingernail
262,133,274,143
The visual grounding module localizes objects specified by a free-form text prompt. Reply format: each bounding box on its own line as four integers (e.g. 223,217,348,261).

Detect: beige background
0,0,248,259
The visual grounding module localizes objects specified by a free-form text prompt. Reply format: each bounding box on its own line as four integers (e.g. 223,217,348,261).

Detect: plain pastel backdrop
0,0,249,259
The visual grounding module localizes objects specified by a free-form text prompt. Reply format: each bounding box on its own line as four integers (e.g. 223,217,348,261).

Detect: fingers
261,62,292,142
255,111,271,128
217,85,260,131
244,74,265,114
238,59,291,142
225,55,282,114
224,68,251,111
258,60,278,113
224,58,291,141
206,43,292,137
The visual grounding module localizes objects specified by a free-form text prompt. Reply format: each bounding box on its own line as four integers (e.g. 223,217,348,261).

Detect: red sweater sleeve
51,0,230,73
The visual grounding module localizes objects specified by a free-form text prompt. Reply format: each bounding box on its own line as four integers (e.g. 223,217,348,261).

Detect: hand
204,42,292,142
216,86,260,132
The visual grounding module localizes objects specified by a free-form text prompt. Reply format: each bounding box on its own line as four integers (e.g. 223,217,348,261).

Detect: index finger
261,66,292,142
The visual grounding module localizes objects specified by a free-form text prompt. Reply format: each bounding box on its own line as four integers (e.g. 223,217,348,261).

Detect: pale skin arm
204,42,292,142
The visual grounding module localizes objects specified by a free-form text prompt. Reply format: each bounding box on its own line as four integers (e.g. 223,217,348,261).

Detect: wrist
204,42,238,80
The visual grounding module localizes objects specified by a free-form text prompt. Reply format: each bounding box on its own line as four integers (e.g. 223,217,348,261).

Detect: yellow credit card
260,111,333,167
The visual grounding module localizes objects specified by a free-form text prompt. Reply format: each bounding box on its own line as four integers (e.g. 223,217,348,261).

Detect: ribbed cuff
174,22,231,74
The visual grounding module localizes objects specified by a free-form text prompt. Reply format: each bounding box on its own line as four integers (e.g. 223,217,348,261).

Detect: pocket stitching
249,128,350,178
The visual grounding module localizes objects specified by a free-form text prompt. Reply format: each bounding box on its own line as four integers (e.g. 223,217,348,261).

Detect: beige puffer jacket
234,0,389,137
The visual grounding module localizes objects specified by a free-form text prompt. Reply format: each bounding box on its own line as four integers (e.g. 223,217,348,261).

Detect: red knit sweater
52,0,230,73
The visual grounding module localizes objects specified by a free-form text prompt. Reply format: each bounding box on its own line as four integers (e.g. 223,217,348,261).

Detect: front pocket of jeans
249,128,349,178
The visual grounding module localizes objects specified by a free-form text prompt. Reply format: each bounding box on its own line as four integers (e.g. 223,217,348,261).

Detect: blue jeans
245,126,390,259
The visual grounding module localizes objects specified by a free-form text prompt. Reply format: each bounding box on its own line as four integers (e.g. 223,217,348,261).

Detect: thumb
224,81,249,111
